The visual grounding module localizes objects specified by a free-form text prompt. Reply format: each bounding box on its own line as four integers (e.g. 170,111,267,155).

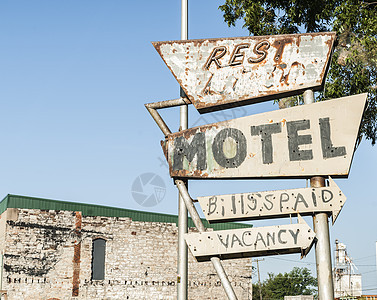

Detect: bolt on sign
153,32,336,113
161,93,367,179
184,217,315,262
198,177,346,224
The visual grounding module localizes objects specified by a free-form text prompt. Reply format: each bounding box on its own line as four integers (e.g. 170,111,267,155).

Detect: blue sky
1,0,376,292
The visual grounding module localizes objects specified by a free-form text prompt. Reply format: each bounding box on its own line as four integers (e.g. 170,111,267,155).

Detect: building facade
333,240,362,298
0,194,252,299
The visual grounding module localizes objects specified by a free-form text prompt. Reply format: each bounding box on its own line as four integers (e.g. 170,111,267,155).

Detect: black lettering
255,232,266,247
204,46,227,69
231,234,243,248
212,128,247,168
251,123,282,164
231,195,237,215
173,132,207,170
264,194,274,210
240,194,245,214
293,193,309,210
287,120,313,161
266,232,276,246
280,192,289,212
248,41,270,63
247,194,258,211
278,229,287,244
218,234,229,248
229,43,250,66
320,117,347,158
289,229,299,244
322,189,333,203
311,190,318,207
208,196,217,215
242,231,253,246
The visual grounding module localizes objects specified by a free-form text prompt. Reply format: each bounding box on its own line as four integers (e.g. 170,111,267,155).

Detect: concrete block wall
0,208,252,299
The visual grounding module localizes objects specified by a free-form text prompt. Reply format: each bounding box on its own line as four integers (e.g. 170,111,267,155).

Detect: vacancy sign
185,217,315,261
153,32,336,113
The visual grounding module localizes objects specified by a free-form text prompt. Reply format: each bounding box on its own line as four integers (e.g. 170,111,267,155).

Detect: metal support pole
303,89,335,300
255,259,263,300
210,257,237,300
0,250,3,290
177,0,188,299
175,180,238,300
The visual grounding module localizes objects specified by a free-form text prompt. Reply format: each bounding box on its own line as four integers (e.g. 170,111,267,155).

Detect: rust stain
281,118,287,126
153,33,336,113
170,169,210,178
160,139,168,161
72,211,82,297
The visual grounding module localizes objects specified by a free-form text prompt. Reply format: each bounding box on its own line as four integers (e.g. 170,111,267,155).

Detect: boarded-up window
91,238,106,280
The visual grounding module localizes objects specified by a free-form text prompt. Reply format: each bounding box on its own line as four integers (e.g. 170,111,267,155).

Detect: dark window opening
91,238,106,280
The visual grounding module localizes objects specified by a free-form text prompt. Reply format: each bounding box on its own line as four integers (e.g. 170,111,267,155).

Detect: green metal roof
0,194,252,231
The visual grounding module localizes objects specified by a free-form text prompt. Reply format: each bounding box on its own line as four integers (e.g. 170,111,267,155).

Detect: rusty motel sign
147,29,365,299
162,93,367,179
184,216,315,262
153,32,336,113
198,177,346,224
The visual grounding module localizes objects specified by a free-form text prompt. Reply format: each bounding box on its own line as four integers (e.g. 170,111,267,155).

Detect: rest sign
153,32,336,113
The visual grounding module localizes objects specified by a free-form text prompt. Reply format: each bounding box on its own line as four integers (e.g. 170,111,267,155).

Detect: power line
269,256,316,265
353,255,376,261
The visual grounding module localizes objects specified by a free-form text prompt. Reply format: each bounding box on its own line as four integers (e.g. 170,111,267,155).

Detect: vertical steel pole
303,90,335,300
0,250,3,290
177,0,188,299
257,260,262,300
175,180,238,300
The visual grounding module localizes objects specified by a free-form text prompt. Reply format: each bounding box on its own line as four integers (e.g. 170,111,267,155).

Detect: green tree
252,267,317,300
219,0,377,145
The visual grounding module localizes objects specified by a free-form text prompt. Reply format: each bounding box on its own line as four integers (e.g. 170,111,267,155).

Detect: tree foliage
252,267,317,300
219,0,377,145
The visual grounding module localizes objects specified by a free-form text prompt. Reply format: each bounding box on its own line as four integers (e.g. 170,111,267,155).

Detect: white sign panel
163,94,367,179
198,177,346,224
185,218,315,261
153,32,336,113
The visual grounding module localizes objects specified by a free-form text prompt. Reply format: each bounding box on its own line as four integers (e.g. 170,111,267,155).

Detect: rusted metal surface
184,216,315,262
153,32,336,113
175,179,206,232
198,177,346,224
145,97,191,136
162,93,367,179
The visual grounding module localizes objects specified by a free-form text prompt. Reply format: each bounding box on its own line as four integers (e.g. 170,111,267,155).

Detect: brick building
0,194,252,299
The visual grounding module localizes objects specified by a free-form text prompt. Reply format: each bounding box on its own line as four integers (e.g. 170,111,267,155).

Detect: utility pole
304,89,335,300
253,258,264,300
177,0,188,299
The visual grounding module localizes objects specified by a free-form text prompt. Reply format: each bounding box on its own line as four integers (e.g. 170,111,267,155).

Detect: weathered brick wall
1,208,252,299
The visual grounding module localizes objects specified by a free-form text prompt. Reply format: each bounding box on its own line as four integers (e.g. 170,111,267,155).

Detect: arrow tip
328,176,347,225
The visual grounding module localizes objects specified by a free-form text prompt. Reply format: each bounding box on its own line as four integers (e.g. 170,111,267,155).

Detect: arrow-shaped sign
153,32,336,113
162,93,367,179
198,177,346,225
185,216,315,262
